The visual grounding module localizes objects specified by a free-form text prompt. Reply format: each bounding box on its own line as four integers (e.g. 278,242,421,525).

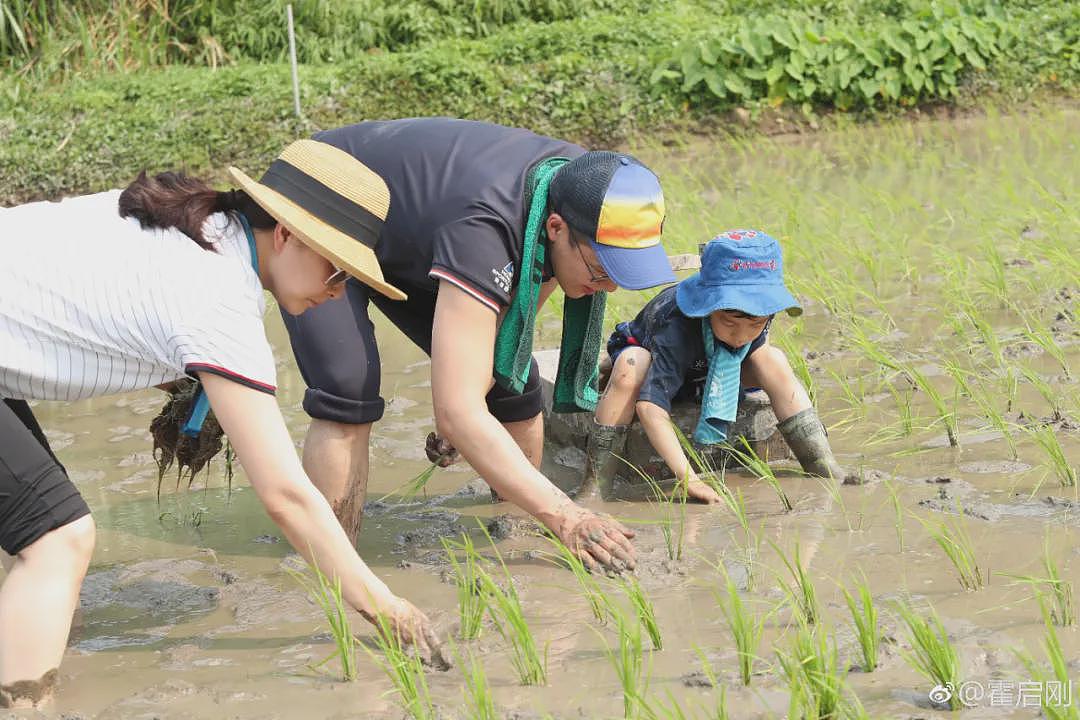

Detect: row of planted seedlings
280,442,1075,718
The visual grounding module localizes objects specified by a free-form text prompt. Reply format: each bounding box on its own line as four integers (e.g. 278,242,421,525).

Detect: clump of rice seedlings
893,599,961,711
477,526,547,686
542,533,612,624
841,574,880,672
442,533,487,640
461,648,498,720
1024,424,1077,491
918,505,986,591
887,382,916,438
1021,319,1071,378
1018,364,1065,417
366,611,435,720
287,559,359,681
978,240,1009,307
623,576,662,651
1002,535,1075,627
770,541,820,625
777,621,851,720
715,570,770,685
905,363,960,448
603,608,649,720
645,474,687,562
1014,594,1080,720
377,461,438,503
726,437,792,512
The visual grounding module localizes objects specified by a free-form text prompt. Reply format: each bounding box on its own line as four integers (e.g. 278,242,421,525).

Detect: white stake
287,4,301,118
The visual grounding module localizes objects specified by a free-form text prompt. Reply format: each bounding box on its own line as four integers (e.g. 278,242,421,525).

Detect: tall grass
894,599,961,711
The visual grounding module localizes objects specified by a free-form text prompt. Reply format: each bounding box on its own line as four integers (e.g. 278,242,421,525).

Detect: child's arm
636,400,722,504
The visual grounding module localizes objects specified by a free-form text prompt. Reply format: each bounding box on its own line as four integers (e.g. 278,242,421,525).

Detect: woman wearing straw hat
280,118,678,574
0,140,444,709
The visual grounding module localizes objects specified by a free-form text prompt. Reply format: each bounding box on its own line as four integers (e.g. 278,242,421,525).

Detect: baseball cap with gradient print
548,151,675,290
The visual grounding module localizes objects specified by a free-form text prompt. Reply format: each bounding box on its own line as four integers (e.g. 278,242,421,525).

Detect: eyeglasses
324,265,349,288
575,242,610,283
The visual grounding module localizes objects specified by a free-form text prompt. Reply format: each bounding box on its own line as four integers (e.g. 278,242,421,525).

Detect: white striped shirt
1,190,276,401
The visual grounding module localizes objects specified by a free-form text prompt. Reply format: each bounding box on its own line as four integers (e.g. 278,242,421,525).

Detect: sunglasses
324,265,349,288
575,242,610,283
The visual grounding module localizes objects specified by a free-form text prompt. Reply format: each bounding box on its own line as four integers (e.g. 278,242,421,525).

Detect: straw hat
228,139,406,301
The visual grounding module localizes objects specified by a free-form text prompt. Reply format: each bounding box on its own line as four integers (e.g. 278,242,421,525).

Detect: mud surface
3,110,1077,719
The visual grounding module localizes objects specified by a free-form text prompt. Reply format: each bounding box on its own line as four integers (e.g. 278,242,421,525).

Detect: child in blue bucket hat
578,229,856,503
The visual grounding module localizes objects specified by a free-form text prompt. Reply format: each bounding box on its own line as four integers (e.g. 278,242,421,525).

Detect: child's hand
684,479,723,504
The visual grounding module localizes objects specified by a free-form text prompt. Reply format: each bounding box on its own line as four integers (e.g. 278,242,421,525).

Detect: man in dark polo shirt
282,117,675,573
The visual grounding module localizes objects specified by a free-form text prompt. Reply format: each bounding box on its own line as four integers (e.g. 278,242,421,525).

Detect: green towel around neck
493,157,606,414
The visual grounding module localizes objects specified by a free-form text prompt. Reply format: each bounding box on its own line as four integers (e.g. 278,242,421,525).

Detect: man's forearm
440,404,576,527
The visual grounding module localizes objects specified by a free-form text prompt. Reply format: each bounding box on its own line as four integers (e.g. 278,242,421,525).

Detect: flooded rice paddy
4,107,1078,719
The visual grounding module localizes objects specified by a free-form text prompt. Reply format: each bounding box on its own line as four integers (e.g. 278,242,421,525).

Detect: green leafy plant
287,559,359,682
841,574,880,672
442,533,488,640
623,576,663,651
919,506,986,591
366,611,435,719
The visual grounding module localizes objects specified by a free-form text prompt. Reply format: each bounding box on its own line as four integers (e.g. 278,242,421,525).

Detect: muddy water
4,109,1079,719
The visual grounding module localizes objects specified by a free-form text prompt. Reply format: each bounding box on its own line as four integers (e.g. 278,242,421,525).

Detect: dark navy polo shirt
314,118,584,314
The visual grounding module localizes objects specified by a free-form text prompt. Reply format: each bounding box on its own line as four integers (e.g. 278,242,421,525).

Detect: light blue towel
693,317,752,445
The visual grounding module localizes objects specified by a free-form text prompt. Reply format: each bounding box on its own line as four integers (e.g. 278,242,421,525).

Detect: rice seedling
904,363,960,448
978,239,1009,307
461,648,498,720
971,382,1018,459
817,476,863,532
840,574,880,672
1018,364,1065,416
715,569,771,685
893,599,961,711
774,332,816,404
287,558,359,681
885,479,905,553
1021,318,1071,378
1002,534,1075,627
725,437,792,512
769,541,821,625
623,576,662,651
1014,594,1080,720
476,525,547,686
441,533,487,640
542,534,612,624
1024,423,1077,491
603,608,650,720
376,461,438,503
917,505,986,591
776,620,851,720
366,611,435,720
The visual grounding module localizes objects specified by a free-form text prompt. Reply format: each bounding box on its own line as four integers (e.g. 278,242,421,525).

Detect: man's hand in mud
557,510,636,575
424,432,460,468
362,595,451,671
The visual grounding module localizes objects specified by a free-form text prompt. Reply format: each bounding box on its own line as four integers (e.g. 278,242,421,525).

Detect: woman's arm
430,282,636,572
197,372,447,666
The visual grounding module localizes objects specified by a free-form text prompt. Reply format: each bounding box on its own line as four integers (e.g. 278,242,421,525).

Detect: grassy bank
0,0,1075,204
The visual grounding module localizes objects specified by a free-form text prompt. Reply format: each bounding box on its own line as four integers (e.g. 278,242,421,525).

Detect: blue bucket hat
675,229,802,318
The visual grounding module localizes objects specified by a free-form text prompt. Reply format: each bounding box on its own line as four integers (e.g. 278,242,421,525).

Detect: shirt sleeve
636,319,696,413
169,274,277,395
429,215,517,314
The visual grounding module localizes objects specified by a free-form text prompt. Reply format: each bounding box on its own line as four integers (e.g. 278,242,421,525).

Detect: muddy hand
680,478,723,505
560,511,636,574
364,595,452,671
425,432,460,468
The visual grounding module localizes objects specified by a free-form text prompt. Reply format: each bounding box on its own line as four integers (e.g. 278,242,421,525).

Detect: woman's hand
553,508,637,574
362,593,451,671
424,432,460,468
